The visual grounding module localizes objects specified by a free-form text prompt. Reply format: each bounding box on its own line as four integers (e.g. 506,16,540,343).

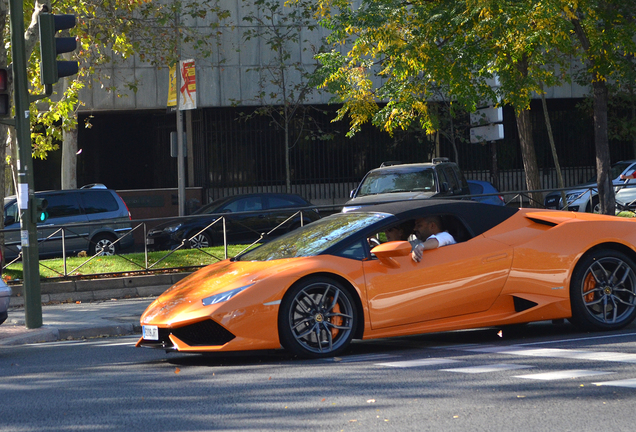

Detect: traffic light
32,198,49,223
0,68,9,117
38,13,79,86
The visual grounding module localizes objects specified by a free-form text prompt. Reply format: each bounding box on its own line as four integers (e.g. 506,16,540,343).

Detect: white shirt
427,231,456,247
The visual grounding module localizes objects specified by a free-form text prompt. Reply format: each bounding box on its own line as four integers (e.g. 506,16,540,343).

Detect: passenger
411,215,456,262
384,220,415,242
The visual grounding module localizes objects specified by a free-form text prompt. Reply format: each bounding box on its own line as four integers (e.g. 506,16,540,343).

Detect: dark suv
3,185,133,260
343,158,470,211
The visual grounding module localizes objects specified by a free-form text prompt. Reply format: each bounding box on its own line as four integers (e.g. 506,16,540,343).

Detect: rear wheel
279,277,357,358
569,250,636,331
89,234,118,256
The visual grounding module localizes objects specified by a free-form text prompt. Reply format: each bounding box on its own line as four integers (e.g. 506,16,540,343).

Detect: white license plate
143,325,159,340
146,238,154,245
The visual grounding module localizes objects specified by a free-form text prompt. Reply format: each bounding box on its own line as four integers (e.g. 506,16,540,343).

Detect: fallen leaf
517,395,525,398
75,301,81,304
497,330,503,337
453,415,459,419
349,420,357,423
321,398,326,402
367,399,376,403
175,368,180,374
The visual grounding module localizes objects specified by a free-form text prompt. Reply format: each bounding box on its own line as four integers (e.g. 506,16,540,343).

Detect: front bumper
137,319,236,351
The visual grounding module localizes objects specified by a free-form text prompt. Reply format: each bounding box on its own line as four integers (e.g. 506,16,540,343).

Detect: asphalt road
1,321,636,432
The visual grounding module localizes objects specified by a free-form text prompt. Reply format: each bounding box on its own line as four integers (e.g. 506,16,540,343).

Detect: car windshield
357,168,435,197
585,162,634,183
238,213,391,261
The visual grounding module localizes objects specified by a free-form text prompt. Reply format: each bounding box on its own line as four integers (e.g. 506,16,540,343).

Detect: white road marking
440,363,533,374
377,358,463,368
327,353,399,363
514,370,614,381
463,346,636,364
592,378,636,388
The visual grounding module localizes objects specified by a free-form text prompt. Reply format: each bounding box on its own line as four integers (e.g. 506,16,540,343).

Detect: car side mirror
350,189,356,199
371,241,412,268
440,182,449,193
4,216,15,226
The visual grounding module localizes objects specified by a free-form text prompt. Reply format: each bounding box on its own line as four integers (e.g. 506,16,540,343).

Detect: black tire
188,231,212,249
89,233,118,256
569,250,636,331
279,277,357,358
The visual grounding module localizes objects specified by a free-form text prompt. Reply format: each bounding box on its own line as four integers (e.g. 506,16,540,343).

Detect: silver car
544,160,636,212
3,185,133,260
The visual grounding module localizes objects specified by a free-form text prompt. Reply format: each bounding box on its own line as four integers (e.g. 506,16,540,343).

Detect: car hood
140,258,299,325
345,191,436,207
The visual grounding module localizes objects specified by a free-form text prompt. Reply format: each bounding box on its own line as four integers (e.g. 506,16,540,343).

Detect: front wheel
279,277,357,358
188,231,212,249
569,250,636,331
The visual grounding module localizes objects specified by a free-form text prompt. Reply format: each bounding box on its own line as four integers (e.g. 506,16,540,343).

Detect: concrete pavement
0,273,190,346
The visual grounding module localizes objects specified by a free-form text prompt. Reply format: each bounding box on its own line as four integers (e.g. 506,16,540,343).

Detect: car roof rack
432,157,450,164
380,161,403,167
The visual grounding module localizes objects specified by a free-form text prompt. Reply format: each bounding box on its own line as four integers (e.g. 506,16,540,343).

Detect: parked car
468,180,505,206
137,199,636,358
2,185,133,260
544,160,636,212
343,158,470,212
146,193,320,251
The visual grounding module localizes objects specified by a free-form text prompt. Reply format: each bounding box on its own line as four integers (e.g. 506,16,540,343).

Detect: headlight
565,192,587,204
163,223,182,233
202,284,254,306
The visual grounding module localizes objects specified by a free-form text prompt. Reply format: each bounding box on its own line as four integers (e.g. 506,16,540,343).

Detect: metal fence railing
3,187,634,281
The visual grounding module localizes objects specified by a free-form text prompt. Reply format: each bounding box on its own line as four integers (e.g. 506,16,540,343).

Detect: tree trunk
515,108,543,207
61,126,78,189
593,80,614,214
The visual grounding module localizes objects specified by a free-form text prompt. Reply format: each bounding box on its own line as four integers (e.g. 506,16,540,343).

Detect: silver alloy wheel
288,282,354,355
94,238,116,256
190,233,211,249
579,256,636,325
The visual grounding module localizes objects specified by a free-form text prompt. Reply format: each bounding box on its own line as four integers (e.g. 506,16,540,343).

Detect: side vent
525,217,558,227
513,296,539,312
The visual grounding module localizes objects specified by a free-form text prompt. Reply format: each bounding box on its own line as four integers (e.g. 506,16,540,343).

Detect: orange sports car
137,200,636,358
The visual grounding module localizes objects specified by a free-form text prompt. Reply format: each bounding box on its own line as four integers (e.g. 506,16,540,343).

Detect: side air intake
513,296,539,312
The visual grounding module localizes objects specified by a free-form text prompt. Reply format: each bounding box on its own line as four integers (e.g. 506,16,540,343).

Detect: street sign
470,106,503,126
470,124,504,143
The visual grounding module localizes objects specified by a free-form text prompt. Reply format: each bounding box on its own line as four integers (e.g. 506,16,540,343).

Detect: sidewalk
0,272,192,346
0,296,155,346
0,297,156,346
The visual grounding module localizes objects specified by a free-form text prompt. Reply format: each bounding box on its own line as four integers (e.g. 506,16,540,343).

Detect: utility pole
8,0,42,328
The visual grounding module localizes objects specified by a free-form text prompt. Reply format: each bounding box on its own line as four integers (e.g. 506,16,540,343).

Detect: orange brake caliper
331,302,342,339
583,272,596,303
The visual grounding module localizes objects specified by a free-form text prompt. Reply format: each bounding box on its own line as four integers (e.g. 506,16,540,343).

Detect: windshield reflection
238,213,390,261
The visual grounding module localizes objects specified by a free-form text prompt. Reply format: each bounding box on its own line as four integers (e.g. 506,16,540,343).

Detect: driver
411,215,456,262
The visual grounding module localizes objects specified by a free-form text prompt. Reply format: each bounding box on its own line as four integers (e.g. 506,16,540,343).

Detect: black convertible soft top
351,199,518,239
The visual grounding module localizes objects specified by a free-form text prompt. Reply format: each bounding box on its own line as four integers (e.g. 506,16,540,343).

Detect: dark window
80,191,119,214
268,196,303,209
442,166,460,191
222,197,263,212
43,193,82,218
468,183,484,195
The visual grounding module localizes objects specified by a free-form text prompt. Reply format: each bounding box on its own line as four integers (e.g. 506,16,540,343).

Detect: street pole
175,11,185,217
9,0,42,328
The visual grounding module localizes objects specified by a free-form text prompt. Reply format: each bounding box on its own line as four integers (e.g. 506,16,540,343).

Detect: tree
238,0,327,193
567,1,636,214
314,1,576,207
